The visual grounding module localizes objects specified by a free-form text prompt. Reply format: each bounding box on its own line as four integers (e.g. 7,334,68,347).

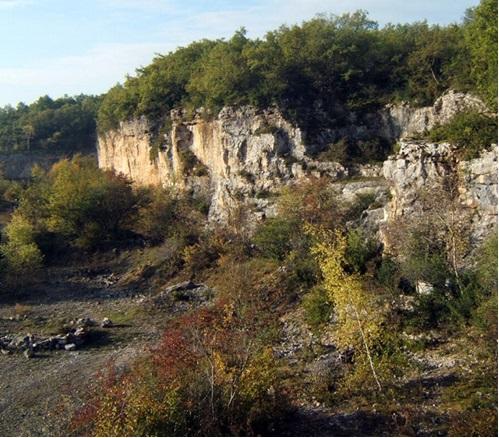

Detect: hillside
0,0,497,436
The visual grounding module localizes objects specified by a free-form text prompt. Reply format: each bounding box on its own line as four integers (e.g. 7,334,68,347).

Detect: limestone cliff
98,106,345,222
98,91,497,240
382,141,497,247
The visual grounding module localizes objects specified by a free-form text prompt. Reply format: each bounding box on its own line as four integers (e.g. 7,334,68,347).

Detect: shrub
375,257,400,293
0,213,43,285
73,265,290,436
345,192,377,221
46,156,138,248
253,217,298,261
278,177,344,229
428,111,497,159
1,241,43,284
344,228,378,273
306,225,386,390
133,187,179,243
302,286,332,330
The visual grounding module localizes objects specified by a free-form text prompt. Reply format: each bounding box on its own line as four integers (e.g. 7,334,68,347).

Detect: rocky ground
0,246,495,436
0,248,200,436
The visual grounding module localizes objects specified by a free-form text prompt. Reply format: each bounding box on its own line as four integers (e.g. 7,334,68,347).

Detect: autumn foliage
72,259,289,436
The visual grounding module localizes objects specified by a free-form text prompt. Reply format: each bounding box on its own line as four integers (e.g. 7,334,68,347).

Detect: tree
46,156,138,248
306,224,384,390
464,0,498,109
0,213,43,286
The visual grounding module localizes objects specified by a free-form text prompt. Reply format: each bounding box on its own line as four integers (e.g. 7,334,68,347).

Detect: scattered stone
1,348,11,355
76,317,95,327
155,281,213,306
23,348,34,359
64,343,77,351
416,281,433,296
101,317,113,328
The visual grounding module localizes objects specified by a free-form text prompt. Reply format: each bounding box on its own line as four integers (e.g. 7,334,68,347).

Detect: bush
278,177,344,229
0,213,43,285
345,228,378,273
133,187,179,243
253,217,298,261
302,286,332,330
345,192,377,221
73,261,290,436
428,111,497,159
45,157,139,248
375,257,400,293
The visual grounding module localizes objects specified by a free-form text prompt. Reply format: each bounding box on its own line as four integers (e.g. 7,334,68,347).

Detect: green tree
464,0,498,109
46,156,137,248
0,213,43,284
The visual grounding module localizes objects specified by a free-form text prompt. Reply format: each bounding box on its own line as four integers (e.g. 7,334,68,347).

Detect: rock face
98,90,496,237
98,107,346,222
383,141,497,245
384,90,489,139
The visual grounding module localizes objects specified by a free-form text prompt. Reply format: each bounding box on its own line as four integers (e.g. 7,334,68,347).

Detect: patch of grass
106,307,145,326
41,317,68,336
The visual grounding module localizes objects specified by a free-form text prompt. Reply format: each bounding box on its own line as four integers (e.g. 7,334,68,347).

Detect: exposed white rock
382,141,497,245
385,90,489,139
98,107,346,223
97,91,496,245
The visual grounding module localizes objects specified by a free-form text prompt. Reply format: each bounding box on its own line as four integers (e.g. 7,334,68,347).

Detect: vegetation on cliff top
97,0,497,137
0,1,495,159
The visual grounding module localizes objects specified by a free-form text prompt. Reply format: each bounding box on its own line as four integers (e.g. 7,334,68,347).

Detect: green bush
375,257,400,292
428,111,497,159
45,156,138,248
253,217,298,261
0,213,43,285
134,187,179,243
302,286,332,330
345,228,378,273
345,192,377,221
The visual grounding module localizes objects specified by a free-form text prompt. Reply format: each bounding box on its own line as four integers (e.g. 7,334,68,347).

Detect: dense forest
98,0,497,137
0,95,100,154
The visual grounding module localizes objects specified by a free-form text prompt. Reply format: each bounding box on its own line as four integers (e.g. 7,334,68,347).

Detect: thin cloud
0,42,172,105
0,0,32,9
97,0,178,12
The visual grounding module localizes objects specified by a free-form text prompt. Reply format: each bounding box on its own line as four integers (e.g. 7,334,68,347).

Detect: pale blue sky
0,0,480,106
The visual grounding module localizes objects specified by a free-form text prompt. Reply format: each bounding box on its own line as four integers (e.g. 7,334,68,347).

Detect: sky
0,0,480,107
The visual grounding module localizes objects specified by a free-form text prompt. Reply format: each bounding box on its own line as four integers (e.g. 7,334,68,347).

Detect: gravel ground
0,258,162,436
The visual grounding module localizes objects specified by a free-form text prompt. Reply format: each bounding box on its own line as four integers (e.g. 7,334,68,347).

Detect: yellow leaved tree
305,224,384,391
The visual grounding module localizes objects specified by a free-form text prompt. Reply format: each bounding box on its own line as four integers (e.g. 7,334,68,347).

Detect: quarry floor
0,252,165,436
